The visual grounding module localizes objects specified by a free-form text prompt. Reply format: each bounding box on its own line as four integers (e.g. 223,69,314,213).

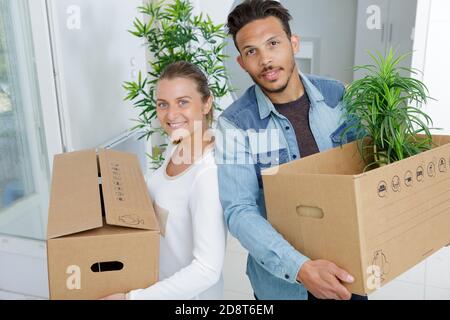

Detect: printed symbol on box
391,176,401,192
439,158,447,173
416,166,424,182
113,181,121,186
377,181,388,198
427,162,436,177
371,250,390,281
367,250,390,290
114,186,123,192
404,171,413,187
112,173,121,180
119,214,144,226
115,191,125,202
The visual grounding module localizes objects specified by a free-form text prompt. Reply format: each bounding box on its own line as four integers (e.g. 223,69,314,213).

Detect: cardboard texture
47,149,159,300
262,135,450,295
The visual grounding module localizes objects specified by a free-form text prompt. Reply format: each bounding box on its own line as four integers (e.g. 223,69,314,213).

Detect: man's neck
264,70,305,105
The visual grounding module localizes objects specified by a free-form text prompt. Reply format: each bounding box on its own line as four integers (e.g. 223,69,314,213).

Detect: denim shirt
214,73,355,300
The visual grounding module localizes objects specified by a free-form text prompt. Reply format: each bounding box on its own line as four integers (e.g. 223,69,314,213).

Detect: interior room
1,0,450,300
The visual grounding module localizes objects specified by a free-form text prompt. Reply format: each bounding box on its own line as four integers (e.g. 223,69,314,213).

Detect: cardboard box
47,149,159,300
262,135,450,295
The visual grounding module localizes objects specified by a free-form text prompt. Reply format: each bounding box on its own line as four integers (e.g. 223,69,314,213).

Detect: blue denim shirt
214,73,355,300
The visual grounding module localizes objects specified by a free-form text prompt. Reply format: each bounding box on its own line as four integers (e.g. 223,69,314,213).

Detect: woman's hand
99,293,127,300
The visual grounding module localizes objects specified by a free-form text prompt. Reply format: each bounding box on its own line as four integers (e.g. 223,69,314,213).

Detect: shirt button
293,155,298,159
261,261,265,265
285,126,290,130
285,274,290,279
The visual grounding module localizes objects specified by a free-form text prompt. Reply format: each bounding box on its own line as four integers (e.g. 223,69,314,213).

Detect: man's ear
237,55,246,71
291,34,300,55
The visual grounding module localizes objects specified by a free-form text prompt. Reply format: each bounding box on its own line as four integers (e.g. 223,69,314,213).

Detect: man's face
235,16,299,94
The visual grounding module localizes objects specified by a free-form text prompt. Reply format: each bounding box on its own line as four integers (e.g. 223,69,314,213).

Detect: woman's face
156,77,211,142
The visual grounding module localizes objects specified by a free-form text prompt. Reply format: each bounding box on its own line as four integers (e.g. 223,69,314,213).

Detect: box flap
47,150,103,239
98,148,158,231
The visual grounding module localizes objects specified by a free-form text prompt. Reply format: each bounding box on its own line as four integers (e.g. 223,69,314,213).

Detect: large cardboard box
262,135,450,295
47,149,159,300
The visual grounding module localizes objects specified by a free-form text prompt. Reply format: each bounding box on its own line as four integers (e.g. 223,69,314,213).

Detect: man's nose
259,50,273,67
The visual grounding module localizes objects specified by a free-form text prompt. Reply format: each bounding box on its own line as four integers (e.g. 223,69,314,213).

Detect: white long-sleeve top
128,145,226,300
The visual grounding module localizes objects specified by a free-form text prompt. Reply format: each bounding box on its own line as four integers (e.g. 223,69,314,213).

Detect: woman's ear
202,96,213,115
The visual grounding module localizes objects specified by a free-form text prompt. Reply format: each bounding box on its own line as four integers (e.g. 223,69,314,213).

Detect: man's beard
250,59,296,94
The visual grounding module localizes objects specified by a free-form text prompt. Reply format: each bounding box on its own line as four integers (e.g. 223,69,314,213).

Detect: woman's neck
176,130,213,164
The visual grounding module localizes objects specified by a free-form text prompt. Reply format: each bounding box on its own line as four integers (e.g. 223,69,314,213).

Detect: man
215,0,364,300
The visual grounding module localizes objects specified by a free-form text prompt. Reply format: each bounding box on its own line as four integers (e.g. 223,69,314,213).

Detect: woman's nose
166,105,179,120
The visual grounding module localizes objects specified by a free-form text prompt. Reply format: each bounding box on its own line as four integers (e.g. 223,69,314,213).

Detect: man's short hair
227,0,293,50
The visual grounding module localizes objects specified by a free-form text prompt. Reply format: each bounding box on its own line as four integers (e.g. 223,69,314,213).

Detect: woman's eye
157,102,168,109
179,100,189,106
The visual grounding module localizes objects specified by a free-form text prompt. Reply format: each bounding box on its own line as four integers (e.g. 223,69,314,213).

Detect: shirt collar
255,71,325,120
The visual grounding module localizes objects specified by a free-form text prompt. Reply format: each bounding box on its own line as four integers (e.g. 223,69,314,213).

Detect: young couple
103,0,366,301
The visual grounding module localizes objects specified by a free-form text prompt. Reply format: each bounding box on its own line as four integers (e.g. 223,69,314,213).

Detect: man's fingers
335,284,352,300
334,267,354,284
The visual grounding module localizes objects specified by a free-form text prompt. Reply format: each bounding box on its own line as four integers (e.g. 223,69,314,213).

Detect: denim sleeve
214,117,310,283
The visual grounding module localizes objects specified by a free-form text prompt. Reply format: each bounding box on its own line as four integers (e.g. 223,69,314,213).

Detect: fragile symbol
392,176,401,192
427,162,436,177
416,166,424,182
377,181,388,198
119,214,144,225
367,250,390,290
404,171,413,187
439,158,447,173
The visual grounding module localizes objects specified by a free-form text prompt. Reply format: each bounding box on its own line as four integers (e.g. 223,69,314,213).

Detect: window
0,0,50,240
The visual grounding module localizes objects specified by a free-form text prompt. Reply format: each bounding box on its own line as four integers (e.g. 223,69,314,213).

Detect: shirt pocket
330,121,357,148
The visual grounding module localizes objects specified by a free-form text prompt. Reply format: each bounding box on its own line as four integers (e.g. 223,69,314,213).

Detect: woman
102,61,226,300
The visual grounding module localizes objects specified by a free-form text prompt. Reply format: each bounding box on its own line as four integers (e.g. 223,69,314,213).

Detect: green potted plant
123,0,232,168
341,49,436,171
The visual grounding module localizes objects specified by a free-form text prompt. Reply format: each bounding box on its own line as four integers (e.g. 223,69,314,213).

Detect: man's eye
270,41,279,46
246,49,255,56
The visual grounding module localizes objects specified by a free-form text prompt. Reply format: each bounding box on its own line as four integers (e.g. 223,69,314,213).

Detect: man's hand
297,260,354,300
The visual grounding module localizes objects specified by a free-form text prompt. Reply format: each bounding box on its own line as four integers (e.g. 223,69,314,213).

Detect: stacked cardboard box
47,149,159,300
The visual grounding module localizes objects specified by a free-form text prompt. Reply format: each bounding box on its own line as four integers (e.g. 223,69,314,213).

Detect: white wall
47,0,147,151
420,0,450,134
283,0,358,84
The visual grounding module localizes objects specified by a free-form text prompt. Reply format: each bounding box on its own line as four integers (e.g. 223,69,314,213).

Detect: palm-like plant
123,0,231,168
341,49,436,171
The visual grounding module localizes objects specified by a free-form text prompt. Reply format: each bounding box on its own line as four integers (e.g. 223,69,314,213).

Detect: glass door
0,0,50,240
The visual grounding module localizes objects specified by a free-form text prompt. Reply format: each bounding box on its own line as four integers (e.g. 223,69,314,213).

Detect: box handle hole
91,261,124,272
296,205,324,219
